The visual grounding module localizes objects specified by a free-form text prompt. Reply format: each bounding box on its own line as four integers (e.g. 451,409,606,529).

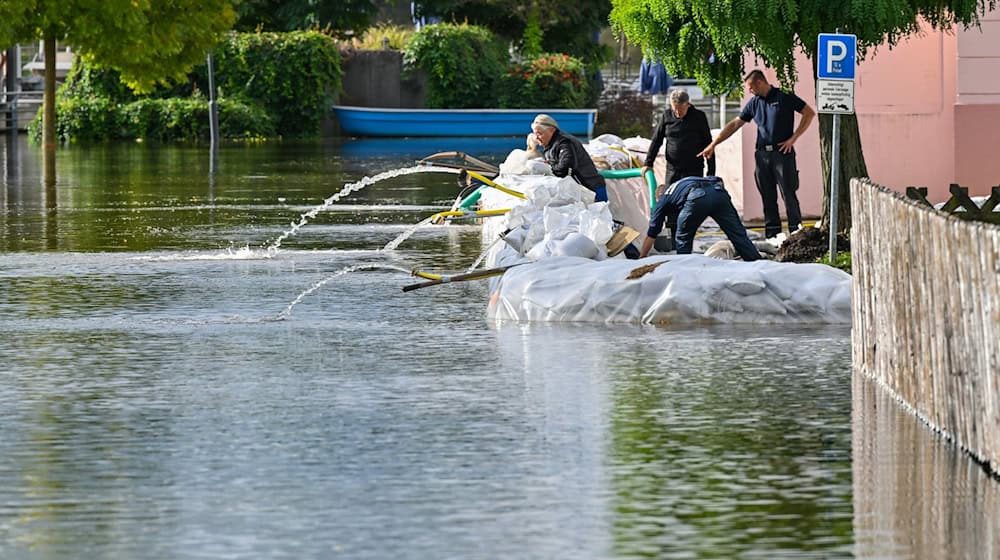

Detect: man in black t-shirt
699,70,816,239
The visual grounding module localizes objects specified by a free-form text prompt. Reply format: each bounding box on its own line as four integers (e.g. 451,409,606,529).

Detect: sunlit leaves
610,0,997,95
0,0,235,93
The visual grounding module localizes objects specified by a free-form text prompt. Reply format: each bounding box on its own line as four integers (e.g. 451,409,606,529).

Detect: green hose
599,168,659,210
457,184,489,210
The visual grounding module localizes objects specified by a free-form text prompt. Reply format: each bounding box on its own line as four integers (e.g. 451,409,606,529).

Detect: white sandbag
474,144,852,325
499,149,552,175
487,255,852,324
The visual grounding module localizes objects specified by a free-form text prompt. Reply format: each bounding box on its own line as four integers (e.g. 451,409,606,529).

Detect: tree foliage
0,0,237,93
414,0,612,65
609,0,997,95
1,0,237,185
499,53,591,109
403,23,507,108
234,0,378,38
50,31,342,139
609,0,996,234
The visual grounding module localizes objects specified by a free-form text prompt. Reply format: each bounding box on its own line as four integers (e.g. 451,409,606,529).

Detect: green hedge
212,30,342,136
499,53,590,109
402,23,507,109
29,96,274,143
40,30,340,142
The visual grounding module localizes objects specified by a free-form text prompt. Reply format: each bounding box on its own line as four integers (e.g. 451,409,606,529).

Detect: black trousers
664,165,705,236
753,149,802,238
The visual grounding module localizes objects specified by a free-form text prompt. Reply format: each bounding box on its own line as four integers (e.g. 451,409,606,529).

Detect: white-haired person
529,114,609,202
529,114,640,259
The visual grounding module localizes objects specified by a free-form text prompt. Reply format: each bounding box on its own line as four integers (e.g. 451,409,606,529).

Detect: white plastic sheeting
487,255,852,324
481,175,612,261
493,135,652,233
473,139,852,324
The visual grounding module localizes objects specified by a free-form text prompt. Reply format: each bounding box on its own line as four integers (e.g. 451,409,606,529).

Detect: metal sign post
817,33,857,263
207,53,219,153
829,113,840,261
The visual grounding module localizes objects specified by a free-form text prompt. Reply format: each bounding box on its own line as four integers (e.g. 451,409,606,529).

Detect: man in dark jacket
640,88,715,188
638,176,761,261
531,114,609,202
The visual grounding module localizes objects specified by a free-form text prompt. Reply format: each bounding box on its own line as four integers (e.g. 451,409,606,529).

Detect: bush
500,53,590,109
59,57,203,102
403,23,507,108
29,96,274,143
817,250,852,273
118,97,275,142
42,31,339,141
212,30,342,136
39,96,122,142
59,60,137,103
594,92,655,138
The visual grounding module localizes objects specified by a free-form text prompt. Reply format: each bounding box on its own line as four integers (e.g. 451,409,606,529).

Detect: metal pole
5,47,19,131
719,93,727,128
207,53,219,150
828,113,840,262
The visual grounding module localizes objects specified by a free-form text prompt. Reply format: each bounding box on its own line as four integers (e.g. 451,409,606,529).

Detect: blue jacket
647,176,725,237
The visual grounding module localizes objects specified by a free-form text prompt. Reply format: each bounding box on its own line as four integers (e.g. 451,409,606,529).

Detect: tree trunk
817,111,866,234
43,35,56,187
808,53,867,236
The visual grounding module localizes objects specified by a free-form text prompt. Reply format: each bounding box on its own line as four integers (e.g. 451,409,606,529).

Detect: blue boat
333,106,598,138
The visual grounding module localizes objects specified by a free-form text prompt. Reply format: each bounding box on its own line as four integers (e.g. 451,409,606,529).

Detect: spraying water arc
264,165,460,256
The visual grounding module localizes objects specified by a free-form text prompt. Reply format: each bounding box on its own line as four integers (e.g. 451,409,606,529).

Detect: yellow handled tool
429,207,512,222
465,170,526,200
404,264,523,292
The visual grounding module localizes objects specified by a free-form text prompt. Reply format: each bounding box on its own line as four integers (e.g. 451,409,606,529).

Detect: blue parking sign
817,34,857,80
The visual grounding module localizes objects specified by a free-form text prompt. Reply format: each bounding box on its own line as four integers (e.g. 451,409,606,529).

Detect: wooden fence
906,184,1000,225
851,177,1000,475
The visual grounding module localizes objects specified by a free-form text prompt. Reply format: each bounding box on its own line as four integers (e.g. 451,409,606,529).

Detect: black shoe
623,243,640,260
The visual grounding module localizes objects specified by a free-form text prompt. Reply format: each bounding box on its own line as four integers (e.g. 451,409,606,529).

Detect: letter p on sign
817,33,857,80
826,42,847,74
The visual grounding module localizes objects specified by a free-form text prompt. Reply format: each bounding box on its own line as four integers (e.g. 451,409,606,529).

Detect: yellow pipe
429,207,512,222
407,266,513,288
412,269,442,281
466,170,526,199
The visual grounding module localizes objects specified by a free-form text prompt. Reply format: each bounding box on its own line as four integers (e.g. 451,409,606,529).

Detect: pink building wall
718,10,1000,220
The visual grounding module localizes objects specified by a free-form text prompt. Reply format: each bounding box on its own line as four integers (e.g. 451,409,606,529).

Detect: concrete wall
338,49,425,108
955,8,1000,189
717,10,1000,220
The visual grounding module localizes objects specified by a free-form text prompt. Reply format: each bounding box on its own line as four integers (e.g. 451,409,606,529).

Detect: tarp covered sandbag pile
487,255,852,323
474,140,851,324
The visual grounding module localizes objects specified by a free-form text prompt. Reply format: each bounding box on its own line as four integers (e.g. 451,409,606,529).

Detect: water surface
1,135,997,559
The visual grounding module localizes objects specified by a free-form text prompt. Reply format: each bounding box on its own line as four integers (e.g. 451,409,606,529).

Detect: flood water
1,134,997,559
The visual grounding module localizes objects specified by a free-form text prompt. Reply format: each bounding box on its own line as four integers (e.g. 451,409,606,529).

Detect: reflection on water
1,134,998,559
605,329,855,559
852,374,1000,560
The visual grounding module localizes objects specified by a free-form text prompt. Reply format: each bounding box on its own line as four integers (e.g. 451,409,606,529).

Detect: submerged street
1,136,996,559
